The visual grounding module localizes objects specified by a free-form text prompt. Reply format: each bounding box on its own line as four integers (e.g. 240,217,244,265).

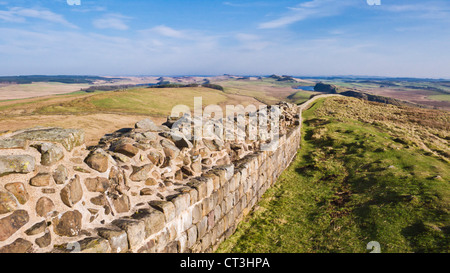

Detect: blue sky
0,0,449,78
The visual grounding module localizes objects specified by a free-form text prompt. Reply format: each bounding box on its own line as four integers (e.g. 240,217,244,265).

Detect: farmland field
0,82,91,100
312,78,450,111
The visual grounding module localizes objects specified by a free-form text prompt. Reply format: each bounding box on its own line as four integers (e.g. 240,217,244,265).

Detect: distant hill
0,75,120,84
268,74,297,83
313,82,426,108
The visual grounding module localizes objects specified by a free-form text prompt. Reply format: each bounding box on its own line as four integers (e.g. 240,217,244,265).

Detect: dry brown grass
315,97,450,162
0,82,91,100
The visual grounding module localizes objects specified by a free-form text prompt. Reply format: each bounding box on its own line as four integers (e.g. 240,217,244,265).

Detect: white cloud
93,14,130,30
71,6,107,13
259,0,355,29
0,7,78,28
0,9,24,22
382,2,450,20
149,25,187,39
223,1,271,8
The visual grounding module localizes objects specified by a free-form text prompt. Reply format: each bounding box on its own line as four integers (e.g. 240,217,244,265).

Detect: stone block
5,182,29,205
35,232,51,248
112,194,131,214
0,210,29,241
60,175,83,208
84,177,110,193
113,218,146,252
0,191,18,214
84,152,109,173
0,139,28,149
187,178,207,200
35,197,55,217
30,173,52,187
168,193,190,216
192,203,202,224
197,216,208,239
135,118,164,132
138,239,157,253
214,205,222,224
207,211,215,232
186,226,197,249
210,167,226,187
13,127,84,152
201,232,211,252
130,163,154,182
131,208,165,238
149,200,176,222
97,227,129,253
177,232,188,253
163,241,179,253
0,155,35,176
114,143,139,158
52,210,82,237
53,237,112,253
25,220,47,236
202,196,214,217
204,171,220,191
53,165,68,184
0,238,33,253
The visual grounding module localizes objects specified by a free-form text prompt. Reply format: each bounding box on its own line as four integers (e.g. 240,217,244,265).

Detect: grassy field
35,87,233,116
428,94,450,102
288,90,317,104
217,97,449,253
213,78,303,105
0,82,91,100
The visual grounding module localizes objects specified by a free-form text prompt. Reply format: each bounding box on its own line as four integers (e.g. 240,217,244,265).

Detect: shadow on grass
401,221,449,253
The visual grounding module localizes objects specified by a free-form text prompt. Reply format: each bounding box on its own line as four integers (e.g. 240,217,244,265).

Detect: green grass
215,78,298,104
288,90,317,104
0,97,53,111
35,87,231,116
428,94,450,102
217,97,449,253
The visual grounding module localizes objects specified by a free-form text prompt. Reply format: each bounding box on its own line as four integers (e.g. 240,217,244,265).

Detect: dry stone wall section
0,102,302,253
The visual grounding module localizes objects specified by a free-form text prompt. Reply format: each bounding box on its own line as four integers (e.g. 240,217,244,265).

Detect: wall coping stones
11,127,84,152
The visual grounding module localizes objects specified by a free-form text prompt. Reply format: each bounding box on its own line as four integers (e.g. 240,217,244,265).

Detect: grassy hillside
429,94,450,102
217,96,449,253
35,87,230,116
214,78,301,105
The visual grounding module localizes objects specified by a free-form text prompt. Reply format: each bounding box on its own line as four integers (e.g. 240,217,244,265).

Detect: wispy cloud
149,25,188,39
71,6,107,13
0,7,78,28
258,0,355,29
223,1,272,8
93,13,131,30
382,1,450,20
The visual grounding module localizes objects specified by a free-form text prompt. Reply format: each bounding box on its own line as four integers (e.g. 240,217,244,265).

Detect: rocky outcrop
0,101,302,253
314,82,338,93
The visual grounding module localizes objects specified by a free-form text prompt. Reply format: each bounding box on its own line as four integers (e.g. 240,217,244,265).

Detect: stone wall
0,102,301,253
